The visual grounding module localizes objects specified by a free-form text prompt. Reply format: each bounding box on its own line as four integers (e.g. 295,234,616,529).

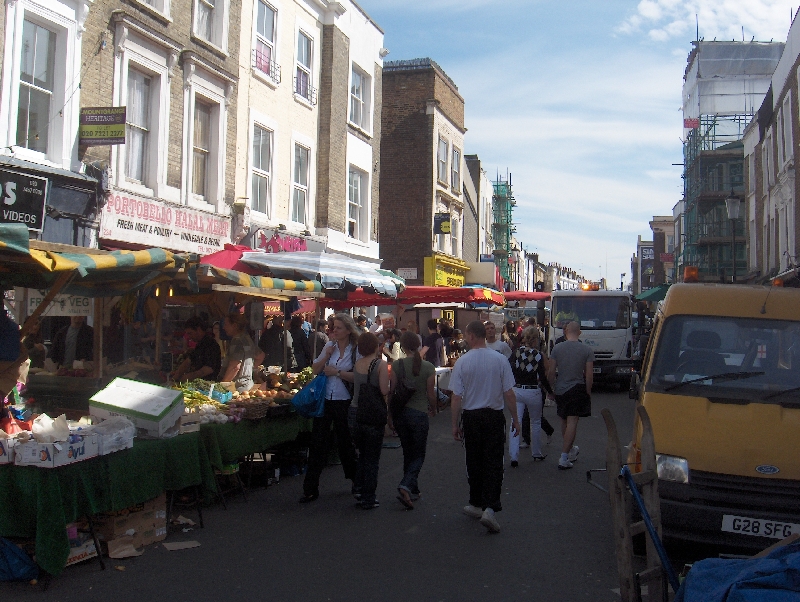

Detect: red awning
200,244,260,275
504,291,551,302
321,286,505,309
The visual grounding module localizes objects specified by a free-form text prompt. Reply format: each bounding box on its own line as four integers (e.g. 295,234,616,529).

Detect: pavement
3,388,635,602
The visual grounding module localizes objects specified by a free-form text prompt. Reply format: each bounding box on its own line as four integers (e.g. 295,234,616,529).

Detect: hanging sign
434,213,451,234
79,107,126,146
25,290,92,316
0,169,47,231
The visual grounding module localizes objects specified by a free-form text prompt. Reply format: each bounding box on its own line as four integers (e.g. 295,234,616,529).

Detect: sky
365,0,798,287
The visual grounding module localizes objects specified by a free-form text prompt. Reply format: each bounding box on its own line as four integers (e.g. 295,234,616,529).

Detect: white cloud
618,0,796,42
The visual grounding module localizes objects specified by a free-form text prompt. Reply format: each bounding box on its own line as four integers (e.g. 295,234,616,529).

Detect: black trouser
462,408,506,512
303,399,357,496
353,422,384,504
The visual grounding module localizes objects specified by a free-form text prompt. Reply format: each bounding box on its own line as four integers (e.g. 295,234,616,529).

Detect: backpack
390,358,418,422
355,358,387,427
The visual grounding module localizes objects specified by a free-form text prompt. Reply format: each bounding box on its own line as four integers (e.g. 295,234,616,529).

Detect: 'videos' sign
0,169,48,231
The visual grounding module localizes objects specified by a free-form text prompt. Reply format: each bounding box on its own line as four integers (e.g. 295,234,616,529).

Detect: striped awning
201,265,322,294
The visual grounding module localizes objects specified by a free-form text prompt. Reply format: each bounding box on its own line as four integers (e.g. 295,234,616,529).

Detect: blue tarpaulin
675,541,800,601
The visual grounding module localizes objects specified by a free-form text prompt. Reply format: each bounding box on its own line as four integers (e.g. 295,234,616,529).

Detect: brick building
379,58,467,286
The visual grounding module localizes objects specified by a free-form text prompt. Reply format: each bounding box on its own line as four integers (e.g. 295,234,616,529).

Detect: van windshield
552,296,630,330
647,315,800,402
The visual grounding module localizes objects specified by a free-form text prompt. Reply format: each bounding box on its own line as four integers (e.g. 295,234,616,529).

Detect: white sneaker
558,457,574,470
480,508,501,533
519,441,530,449
463,504,483,519
568,445,580,462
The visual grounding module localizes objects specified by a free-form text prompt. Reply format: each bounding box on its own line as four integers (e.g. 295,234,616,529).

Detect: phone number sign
80,107,126,146
0,169,48,231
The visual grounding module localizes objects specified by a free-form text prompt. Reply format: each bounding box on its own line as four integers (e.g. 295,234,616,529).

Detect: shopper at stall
22,317,46,369
351,332,390,509
51,316,94,368
403,320,423,346
258,315,293,369
300,313,360,503
392,331,437,510
421,319,445,368
220,313,264,392
172,317,222,383
310,320,329,359
382,328,404,363
289,315,312,370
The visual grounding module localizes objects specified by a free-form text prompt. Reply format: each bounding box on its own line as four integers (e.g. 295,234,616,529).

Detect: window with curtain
192,101,211,197
251,124,272,214
295,32,312,100
126,69,151,183
348,168,365,239
196,0,214,41
291,143,309,223
437,137,448,183
17,19,56,153
255,0,276,78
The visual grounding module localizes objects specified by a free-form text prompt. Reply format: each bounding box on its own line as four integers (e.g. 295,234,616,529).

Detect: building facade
379,58,467,286
649,215,674,285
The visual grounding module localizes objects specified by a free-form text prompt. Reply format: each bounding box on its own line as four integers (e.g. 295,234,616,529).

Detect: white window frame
293,28,315,106
192,0,230,53
181,60,230,212
289,136,313,227
349,64,371,133
777,110,785,167
0,0,87,170
248,109,278,220
767,128,776,187
747,153,755,195
111,22,178,201
782,94,793,167
451,146,461,192
124,68,151,185
347,166,369,242
437,137,448,184
129,0,171,22
450,210,461,258
252,0,279,86
762,132,772,195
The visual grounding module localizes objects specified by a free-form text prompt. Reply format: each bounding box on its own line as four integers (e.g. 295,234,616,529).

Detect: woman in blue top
300,313,360,503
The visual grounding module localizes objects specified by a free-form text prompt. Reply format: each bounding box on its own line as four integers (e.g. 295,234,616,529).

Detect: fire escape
492,174,515,286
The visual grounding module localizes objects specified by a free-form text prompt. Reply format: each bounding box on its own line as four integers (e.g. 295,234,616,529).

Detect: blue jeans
396,407,429,495
353,422,384,504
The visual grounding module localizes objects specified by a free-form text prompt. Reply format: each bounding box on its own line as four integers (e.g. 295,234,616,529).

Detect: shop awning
321,285,505,309
240,251,403,297
635,283,670,302
504,291,552,302
199,265,323,297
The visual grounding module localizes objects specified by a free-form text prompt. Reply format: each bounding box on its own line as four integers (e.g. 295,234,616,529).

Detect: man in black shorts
547,321,593,470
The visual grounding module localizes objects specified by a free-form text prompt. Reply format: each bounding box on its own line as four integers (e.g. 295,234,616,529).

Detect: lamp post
725,190,740,283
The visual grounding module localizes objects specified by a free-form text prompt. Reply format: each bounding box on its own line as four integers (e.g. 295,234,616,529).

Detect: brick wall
433,71,464,131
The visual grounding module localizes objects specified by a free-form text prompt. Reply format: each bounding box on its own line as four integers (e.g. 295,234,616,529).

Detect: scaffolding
492,174,515,283
680,115,747,280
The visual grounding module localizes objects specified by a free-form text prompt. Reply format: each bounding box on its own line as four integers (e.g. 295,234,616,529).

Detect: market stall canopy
635,284,670,302
0,223,180,296
199,243,260,275
240,251,403,297
504,291,552,303
198,265,322,298
320,285,505,309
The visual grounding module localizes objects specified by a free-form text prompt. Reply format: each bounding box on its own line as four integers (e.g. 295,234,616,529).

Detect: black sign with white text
0,169,48,231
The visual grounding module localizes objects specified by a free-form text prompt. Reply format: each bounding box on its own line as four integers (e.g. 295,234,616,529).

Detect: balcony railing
252,49,281,85
293,76,317,106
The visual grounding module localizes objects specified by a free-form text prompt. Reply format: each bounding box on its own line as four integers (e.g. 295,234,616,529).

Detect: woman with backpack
391,332,437,510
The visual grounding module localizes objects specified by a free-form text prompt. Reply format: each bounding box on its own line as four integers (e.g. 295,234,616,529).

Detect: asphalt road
4,387,635,602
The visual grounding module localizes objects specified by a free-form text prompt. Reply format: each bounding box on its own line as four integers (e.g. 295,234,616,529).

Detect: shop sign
396,268,417,280
25,290,91,316
0,169,47,231
683,118,700,129
424,256,466,287
253,228,325,253
660,253,674,263
79,107,126,146
100,190,231,254
434,213,451,235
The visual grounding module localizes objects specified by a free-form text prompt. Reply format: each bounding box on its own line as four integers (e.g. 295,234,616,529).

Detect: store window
17,19,56,154
251,124,272,215
291,143,309,224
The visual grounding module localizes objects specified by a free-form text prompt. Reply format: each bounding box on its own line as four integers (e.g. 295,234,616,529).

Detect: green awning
635,283,671,302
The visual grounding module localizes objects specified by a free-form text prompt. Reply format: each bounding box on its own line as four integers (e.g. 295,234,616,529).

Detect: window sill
128,0,172,23
450,187,461,195
347,121,372,139
344,235,369,247
190,33,228,57
252,68,279,89
293,93,315,110
188,196,216,213
118,180,155,199
436,178,449,187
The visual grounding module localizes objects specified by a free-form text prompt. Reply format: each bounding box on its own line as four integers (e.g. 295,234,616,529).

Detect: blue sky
366,0,797,286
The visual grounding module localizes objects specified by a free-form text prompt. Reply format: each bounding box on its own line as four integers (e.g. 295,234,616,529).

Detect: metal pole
731,218,736,283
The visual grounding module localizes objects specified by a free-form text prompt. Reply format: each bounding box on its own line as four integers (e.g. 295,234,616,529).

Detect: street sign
0,169,48,231
80,107,126,146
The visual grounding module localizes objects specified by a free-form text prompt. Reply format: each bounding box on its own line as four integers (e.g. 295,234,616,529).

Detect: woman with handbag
300,313,360,503
391,332,437,510
351,332,390,509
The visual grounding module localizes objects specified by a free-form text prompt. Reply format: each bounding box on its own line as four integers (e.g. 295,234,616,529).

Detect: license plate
721,514,800,539
593,367,601,374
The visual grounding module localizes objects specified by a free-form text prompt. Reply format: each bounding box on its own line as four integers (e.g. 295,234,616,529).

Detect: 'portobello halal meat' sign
0,169,48,231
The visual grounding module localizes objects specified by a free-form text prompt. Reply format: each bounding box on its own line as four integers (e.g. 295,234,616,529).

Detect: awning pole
313,298,320,358
93,297,104,378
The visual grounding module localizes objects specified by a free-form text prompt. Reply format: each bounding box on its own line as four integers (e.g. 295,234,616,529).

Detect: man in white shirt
484,321,512,358
450,321,519,533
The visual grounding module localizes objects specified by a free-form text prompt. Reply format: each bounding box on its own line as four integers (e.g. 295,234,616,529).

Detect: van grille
594,352,614,360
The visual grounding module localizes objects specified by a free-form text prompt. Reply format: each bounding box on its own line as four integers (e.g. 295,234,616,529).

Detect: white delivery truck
548,288,634,387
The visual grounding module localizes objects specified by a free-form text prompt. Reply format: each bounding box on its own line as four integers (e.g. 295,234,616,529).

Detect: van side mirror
629,372,641,400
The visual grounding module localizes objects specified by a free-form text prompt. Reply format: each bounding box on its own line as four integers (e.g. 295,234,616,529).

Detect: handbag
290,373,327,418
355,359,387,427
390,358,417,421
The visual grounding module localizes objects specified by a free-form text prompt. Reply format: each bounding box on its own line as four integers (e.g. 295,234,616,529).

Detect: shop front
99,188,232,254
423,253,470,288
249,227,326,254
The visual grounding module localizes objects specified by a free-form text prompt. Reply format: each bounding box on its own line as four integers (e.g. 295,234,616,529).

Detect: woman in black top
508,327,553,467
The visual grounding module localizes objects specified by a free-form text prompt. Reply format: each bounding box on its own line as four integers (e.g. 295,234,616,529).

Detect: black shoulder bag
355,358,387,427
390,358,418,423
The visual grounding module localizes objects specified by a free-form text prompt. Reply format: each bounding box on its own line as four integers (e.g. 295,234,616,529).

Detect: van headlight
656,454,689,484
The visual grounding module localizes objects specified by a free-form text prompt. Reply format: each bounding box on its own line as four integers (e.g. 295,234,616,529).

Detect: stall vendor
51,316,93,367
171,317,222,382
220,313,265,392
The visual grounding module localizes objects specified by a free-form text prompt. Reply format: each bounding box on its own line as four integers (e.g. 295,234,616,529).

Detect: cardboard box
0,438,16,464
136,521,167,547
90,378,184,438
143,492,167,512
65,540,98,567
94,513,143,541
14,434,99,468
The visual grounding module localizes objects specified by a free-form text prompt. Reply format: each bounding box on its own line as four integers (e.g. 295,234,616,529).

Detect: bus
548,288,634,387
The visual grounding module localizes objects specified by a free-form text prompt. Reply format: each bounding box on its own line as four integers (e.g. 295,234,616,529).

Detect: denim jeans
353,422,384,504
396,407,429,495
303,399,357,497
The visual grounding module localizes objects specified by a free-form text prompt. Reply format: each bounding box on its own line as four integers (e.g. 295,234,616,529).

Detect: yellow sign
79,107,126,146
424,254,468,287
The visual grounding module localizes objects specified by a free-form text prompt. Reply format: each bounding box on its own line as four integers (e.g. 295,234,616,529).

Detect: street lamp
620,273,626,291
725,190,740,283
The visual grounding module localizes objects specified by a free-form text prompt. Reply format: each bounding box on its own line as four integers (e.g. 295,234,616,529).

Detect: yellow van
630,283,800,551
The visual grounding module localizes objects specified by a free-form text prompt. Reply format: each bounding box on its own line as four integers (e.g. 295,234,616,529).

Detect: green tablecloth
0,414,311,577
